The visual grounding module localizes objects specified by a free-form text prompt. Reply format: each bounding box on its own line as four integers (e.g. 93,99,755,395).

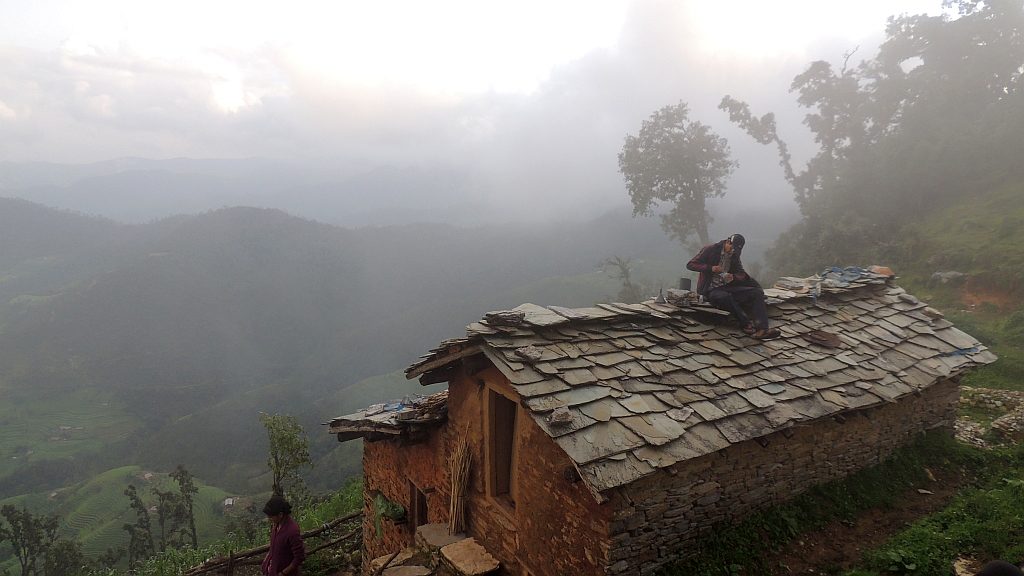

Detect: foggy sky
0,1,943,222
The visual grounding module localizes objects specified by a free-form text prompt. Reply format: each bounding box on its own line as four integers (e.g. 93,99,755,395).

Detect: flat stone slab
370,548,416,572
416,523,465,550
440,538,500,575
382,566,432,576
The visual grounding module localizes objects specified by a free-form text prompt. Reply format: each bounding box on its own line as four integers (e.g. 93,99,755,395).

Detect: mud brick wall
604,378,960,576
503,393,612,576
361,425,450,567
450,366,613,576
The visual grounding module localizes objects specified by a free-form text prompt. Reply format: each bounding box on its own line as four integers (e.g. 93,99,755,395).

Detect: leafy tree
41,539,88,576
0,504,60,576
720,0,1024,272
260,412,313,501
93,547,125,571
224,501,263,545
151,486,180,552
170,465,199,549
122,484,155,566
720,49,864,218
601,256,643,303
618,102,737,245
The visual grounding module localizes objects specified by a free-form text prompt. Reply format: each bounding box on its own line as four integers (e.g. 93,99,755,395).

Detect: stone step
415,523,466,553
381,566,433,576
439,538,499,576
369,547,419,573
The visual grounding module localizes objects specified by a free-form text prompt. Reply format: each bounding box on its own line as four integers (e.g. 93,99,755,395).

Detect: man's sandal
753,328,781,340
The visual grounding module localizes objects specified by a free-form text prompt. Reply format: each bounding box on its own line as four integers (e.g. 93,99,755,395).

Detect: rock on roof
397,270,996,497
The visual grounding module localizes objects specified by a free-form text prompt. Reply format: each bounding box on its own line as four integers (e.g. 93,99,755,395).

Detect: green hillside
0,388,139,479
905,181,1024,293
0,465,231,571
897,181,1024,392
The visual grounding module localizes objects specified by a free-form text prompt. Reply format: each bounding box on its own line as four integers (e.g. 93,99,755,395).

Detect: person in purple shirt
687,233,779,340
261,495,306,576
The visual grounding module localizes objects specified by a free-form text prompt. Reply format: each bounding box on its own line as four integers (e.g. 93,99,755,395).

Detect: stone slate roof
399,271,996,497
327,390,449,442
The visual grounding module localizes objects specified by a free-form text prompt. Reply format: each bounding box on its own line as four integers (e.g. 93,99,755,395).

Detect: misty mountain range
0,158,490,227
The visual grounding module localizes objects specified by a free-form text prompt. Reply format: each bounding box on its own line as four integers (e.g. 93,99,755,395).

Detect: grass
904,181,1024,293
958,404,1004,428
658,432,985,576
0,387,141,480
0,465,231,572
846,443,1024,575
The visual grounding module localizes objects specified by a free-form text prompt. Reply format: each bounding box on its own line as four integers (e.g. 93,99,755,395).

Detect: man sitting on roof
687,233,780,340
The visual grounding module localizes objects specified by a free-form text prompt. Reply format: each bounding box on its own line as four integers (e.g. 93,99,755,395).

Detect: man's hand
723,273,734,283
712,265,723,273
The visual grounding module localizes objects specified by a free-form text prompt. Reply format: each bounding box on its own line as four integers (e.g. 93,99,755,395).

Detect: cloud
0,99,15,120
0,0,918,222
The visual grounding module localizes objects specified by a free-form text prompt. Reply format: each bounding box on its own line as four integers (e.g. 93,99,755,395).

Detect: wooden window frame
483,380,520,514
408,479,429,531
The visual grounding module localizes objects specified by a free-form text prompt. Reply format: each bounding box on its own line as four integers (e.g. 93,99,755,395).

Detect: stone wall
604,378,960,576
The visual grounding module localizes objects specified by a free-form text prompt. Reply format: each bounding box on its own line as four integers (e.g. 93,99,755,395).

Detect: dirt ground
959,286,1017,310
763,464,970,575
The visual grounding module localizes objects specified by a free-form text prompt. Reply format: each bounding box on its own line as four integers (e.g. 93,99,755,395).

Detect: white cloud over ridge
0,1,941,219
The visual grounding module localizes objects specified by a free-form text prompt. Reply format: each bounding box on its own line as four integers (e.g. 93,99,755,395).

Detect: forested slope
0,200,725,494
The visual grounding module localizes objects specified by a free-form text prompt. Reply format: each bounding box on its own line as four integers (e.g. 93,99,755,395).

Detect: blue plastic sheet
820,266,871,288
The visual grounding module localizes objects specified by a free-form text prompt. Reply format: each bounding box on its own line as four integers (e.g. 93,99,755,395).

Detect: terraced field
0,465,232,566
0,387,140,479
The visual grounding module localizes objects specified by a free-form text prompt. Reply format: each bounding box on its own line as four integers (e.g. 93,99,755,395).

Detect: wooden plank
406,344,482,379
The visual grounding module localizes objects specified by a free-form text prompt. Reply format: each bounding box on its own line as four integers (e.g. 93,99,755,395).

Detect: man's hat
728,234,745,249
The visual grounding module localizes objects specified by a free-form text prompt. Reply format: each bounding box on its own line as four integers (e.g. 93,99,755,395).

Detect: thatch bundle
448,431,471,535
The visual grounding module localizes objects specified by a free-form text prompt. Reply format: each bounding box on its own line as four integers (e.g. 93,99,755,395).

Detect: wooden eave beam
327,422,402,435
406,344,482,380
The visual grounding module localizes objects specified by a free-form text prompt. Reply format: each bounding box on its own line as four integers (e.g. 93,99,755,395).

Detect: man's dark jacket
686,239,759,296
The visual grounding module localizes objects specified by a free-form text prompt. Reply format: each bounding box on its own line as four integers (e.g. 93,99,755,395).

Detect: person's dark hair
977,560,1024,576
727,233,745,249
263,494,292,516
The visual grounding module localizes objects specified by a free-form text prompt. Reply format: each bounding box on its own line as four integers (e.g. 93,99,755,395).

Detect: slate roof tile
714,413,774,444
535,410,599,438
591,352,634,367
560,368,600,386
690,400,727,421
666,387,706,405
551,357,594,371
737,387,776,408
712,393,754,416
621,413,686,446
556,419,645,464
580,453,656,491
578,398,633,422
618,393,671,414
515,379,572,397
